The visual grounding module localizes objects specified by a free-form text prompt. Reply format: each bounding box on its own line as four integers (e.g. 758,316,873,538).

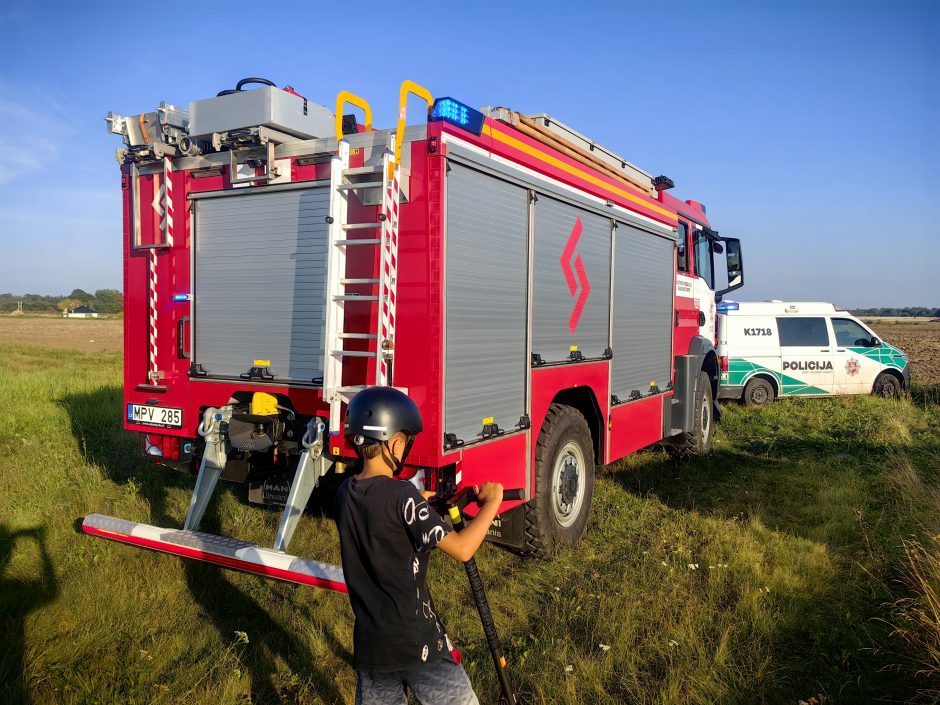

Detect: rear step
82,514,347,593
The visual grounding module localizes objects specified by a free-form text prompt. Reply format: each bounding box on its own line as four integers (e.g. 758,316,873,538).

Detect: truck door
775,316,834,395
691,228,716,341
830,316,880,394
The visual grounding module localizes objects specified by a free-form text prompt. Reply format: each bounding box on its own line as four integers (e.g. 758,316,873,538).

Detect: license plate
127,404,183,428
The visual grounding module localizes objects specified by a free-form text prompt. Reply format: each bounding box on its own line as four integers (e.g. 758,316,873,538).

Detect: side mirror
711,241,724,255
717,238,743,295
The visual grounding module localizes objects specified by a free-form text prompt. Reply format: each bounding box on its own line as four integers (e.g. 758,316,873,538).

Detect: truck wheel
524,404,595,555
873,372,901,398
743,377,775,406
667,371,715,458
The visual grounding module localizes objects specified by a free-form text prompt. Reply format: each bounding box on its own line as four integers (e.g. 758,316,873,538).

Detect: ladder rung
338,386,367,393
340,278,380,285
342,222,382,231
333,295,379,302
336,181,382,191
338,333,378,340
335,239,381,246
331,350,377,358
343,166,383,176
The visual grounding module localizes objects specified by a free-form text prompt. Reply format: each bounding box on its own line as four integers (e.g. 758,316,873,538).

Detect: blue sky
0,0,936,307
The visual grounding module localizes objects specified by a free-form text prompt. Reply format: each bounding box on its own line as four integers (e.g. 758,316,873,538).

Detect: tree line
849,307,940,318
0,289,123,314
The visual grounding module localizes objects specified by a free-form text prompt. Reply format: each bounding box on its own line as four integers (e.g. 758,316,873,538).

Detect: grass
0,343,938,705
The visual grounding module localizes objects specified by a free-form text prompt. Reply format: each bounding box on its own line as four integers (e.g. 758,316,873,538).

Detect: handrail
391,80,433,179
334,91,373,142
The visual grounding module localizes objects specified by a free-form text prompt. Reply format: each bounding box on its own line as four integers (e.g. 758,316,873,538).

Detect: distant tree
68,289,92,305
91,289,123,314
56,298,82,313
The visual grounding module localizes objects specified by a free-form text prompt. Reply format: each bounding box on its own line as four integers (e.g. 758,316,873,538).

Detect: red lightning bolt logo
560,217,591,332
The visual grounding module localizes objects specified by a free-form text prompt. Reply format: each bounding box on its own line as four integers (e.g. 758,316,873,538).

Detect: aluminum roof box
189,87,333,140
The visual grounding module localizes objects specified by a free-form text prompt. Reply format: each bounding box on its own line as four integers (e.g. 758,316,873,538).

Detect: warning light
716,301,739,312
172,293,191,302
429,98,485,136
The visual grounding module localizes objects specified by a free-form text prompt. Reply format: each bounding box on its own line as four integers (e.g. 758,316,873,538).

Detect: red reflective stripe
82,524,347,594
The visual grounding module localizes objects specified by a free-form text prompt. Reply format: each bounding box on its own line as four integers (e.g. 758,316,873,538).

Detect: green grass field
1,343,937,705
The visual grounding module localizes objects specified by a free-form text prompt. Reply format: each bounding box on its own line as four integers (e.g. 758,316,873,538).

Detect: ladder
322,94,403,435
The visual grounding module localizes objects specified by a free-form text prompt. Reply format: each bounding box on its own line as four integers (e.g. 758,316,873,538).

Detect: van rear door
776,316,834,395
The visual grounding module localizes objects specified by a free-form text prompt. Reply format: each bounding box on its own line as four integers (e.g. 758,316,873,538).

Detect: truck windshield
693,230,713,287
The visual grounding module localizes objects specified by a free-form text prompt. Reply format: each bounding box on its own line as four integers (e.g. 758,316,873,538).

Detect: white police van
716,301,909,405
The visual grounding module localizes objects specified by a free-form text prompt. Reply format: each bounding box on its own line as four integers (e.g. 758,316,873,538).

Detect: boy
335,386,504,705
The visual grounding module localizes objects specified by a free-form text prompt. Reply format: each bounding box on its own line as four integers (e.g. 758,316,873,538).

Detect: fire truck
83,78,743,590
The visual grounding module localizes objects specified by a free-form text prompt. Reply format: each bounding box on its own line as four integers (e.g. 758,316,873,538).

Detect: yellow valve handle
334,90,373,142
390,80,433,180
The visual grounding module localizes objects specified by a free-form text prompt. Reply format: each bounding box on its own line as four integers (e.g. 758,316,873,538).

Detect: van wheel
523,404,595,555
873,372,901,398
743,377,775,406
667,371,715,459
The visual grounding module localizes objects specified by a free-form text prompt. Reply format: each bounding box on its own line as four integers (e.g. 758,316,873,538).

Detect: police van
716,301,909,405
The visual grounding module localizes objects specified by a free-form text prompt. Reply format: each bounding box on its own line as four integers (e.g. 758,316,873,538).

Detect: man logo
560,217,591,332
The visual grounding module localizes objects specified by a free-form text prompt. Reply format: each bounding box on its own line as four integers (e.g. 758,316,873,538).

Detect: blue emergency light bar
716,301,739,312
429,97,485,136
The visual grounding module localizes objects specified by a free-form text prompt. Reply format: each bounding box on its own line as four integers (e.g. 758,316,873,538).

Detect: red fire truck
83,78,743,591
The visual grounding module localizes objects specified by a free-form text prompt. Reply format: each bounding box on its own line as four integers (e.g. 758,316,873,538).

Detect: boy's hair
360,431,408,462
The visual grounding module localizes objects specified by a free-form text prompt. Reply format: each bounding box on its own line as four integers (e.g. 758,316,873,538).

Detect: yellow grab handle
391,80,433,179
335,90,373,142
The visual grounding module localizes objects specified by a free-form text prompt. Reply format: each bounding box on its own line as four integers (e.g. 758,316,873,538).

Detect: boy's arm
436,483,503,563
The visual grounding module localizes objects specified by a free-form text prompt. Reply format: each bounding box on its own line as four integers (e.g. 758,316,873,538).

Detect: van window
677,222,688,272
832,318,876,347
777,317,829,347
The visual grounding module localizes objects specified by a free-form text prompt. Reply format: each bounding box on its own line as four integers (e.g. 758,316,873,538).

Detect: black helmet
345,387,423,471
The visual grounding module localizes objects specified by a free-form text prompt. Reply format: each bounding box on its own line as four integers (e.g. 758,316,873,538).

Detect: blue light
429,97,485,136
173,293,191,302
717,301,739,312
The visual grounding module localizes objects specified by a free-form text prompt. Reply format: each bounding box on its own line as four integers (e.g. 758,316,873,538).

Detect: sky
0,0,936,308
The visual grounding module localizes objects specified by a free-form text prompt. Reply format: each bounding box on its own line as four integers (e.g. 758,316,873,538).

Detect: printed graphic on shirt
401,492,451,553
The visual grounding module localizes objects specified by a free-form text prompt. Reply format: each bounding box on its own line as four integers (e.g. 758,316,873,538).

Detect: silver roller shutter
193,187,329,384
611,223,675,400
444,163,528,443
532,196,611,362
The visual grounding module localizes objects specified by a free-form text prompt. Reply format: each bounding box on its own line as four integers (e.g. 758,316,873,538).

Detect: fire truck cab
84,78,744,586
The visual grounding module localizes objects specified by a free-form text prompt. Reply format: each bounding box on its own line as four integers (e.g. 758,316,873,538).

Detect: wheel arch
549,387,603,465
875,367,905,391
744,372,780,398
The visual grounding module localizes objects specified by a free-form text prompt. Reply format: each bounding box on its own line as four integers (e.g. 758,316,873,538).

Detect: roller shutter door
444,163,528,444
531,196,611,362
192,187,329,384
611,224,675,400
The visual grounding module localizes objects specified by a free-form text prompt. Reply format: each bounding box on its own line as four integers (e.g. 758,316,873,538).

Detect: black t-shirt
335,474,453,671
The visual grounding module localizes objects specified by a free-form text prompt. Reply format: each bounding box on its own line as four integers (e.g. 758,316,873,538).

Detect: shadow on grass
0,525,59,705
61,386,350,704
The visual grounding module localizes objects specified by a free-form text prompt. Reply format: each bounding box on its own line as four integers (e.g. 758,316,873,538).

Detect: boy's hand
475,482,504,506
419,490,436,501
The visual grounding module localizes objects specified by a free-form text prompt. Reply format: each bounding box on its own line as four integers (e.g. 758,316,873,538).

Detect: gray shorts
355,653,480,705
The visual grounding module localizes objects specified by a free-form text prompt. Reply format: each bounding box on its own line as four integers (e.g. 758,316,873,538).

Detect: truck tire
667,371,715,458
524,404,595,555
873,372,902,398
743,377,775,406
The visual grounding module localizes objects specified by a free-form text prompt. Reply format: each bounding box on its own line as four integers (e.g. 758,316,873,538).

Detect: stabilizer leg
274,418,327,552
184,406,231,531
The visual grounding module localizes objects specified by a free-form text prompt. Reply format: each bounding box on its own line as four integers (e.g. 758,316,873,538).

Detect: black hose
236,77,277,90
217,78,278,97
